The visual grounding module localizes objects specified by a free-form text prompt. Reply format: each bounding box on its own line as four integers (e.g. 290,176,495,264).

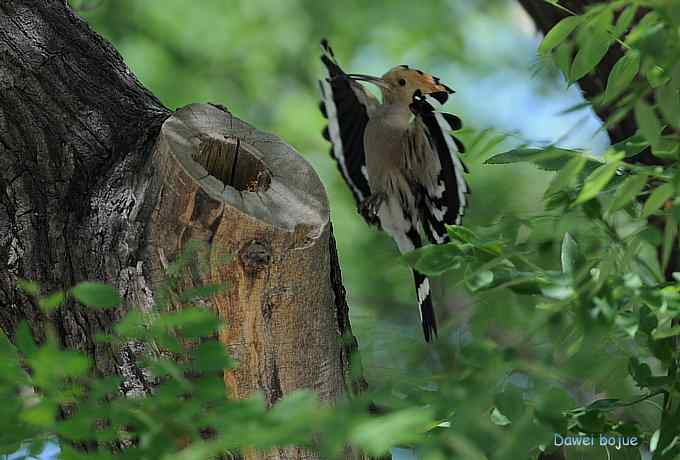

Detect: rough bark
0,0,169,393
150,104,364,459
0,2,367,459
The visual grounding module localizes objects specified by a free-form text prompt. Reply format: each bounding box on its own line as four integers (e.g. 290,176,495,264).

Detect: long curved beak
346,73,390,89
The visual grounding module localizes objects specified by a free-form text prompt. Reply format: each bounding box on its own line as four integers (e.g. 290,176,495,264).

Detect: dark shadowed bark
0,2,370,459
0,0,169,393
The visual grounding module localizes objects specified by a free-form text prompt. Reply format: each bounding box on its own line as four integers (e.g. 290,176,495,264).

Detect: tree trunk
0,2,367,459
151,103,365,460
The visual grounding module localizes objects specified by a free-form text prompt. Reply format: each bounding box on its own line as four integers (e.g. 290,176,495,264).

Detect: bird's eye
398,78,406,86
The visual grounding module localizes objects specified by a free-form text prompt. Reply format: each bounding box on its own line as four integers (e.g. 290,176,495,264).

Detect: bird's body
364,105,411,201
318,39,469,341
364,105,423,251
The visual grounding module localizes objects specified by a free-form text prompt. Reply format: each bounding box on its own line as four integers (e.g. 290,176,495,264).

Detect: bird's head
347,65,454,105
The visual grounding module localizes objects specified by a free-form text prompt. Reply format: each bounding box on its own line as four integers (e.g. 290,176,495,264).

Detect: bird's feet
359,193,385,227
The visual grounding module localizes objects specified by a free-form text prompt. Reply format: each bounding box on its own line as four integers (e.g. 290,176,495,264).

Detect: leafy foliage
5,258,421,459
429,2,680,458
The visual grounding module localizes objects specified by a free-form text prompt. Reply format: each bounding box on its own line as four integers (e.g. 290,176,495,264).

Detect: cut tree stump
148,103,356,459
151,102,347,406
148,103,370,459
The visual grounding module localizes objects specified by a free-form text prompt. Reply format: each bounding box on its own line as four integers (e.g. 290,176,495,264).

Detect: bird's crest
382,66,455,95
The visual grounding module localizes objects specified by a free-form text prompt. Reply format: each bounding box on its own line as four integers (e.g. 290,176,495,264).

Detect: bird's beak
346,73,390,89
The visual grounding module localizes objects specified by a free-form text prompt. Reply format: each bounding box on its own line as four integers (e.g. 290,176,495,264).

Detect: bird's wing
318,39,377,208
407,90,469,245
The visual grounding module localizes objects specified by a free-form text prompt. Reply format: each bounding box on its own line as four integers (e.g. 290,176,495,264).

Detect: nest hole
193,137,271,192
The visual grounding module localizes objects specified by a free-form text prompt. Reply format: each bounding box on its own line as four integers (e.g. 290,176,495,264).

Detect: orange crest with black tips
379,65,454,104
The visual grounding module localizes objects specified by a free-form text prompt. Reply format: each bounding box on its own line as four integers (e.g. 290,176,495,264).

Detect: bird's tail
413,270,437,342
388,218,438,342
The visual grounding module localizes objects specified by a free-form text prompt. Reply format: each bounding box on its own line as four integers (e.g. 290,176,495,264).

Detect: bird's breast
363,117,409,193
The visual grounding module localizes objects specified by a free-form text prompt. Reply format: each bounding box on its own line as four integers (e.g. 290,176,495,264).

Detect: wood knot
239,240,271,273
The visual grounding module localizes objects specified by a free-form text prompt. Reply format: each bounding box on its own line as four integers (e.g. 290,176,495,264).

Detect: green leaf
574,410,606,432
650,429,660,453
350,408,433,456
607,174,647,215
652,137,680,160
114,310,146,338
570,17,612,81
539,15,583,55
401,243,463,276
546,155,587,194
466,270,494,292
574,161,620,204
535,387,575,432
628,358,652,387
561,233,583,274
455,127,508,162
17,279,40,297
269,390,319,425
625,12,661,44
57,414,95,442
634,100,662,148
554,41,574,78
494,387,525,422
571,42,609,82
30,347,90,387
446,225,478,243
652,325,680,340
0,331,22,382
614,4,637,37
485,147,586,171
603,51,640,104
540,273,574,300
38,291,65,313
15,321,37,358
71,282,120,309
656,83,680,130
582,198,604,220
641,183,674,218
191,340,234,372
20,401,57,427
153,307,221,338
466,268,542,295
611,133,649,157
647,65,667,89
671,62,680,92
489,407,511,426
586,398,620,411
639,306,658,335
557,101,591,115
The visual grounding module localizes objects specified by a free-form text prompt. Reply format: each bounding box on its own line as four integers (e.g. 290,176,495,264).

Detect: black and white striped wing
318,39,376,208
408,91,469,245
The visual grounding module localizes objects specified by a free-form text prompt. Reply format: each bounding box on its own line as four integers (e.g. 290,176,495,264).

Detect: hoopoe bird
318,39,469,342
